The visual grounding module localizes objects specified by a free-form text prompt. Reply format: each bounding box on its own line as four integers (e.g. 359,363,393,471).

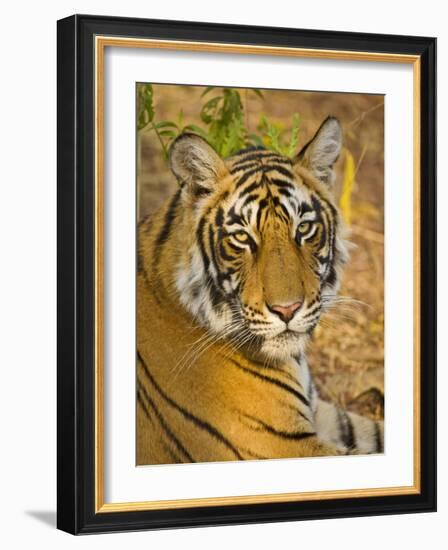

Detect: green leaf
260,115,280,152
221,119,245,157
248,133,264,147
177,109,184,127
286,113,301,157
251,88,264,99
201,86,216,97
158,130,177,138
258,114,297,155
257,114,268,132
200,96,222,124
182,124,210,140
137,84,155,130
154,120,179,130
203,96,222,108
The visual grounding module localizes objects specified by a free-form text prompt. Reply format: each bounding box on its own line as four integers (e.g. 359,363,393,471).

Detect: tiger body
137,118,383,465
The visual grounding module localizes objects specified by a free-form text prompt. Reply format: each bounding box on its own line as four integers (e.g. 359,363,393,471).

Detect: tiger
137,116,384,465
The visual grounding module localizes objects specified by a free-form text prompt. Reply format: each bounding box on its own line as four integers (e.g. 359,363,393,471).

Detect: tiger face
169,117,348,363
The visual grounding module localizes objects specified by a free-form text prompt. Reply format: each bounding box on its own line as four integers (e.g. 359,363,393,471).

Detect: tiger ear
169,133,227,197
294,117,342,186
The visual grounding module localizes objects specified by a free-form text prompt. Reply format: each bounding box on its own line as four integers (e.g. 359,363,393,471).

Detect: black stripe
337,409,355,450
262,362,305,386
276,187,294,199
272,196,291,222
264,164,294,179
256,197,269,230
298,202,313,215
200,224,222,302
137,390,153,424
310,196,331,280
137,247,145,273
226,205,244,226
227,241,244,254
235,167,262,188
317,220,328,250
138,351,243,459
155,190,181,248
230,161,260,174
138,260,162,306
311,185,338,219
237,180,262,197
137,381,195,462
247,234,258,254
268,177,296,191
234,151,287,164
311,192,338,282
317,254,330,266
215,206,224,228
240,192,260,210
161,441,183,463
277,399,313,424
320,208,334,275
196,220,223,307
219,242,235,261
196,217,210,270
206,274,223,308
302,304,321,319
242,412,315,441
229,359,310,409
345,413,355,449
238,447,269,460
374,421,383,453
230,145,265,157
208,224,220,275
307,375,314,404
307,295,320,308
152,190,181,273
326,266,337,287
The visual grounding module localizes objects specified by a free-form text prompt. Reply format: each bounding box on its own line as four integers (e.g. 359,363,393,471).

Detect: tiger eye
297,221,312,234
233,231,250,243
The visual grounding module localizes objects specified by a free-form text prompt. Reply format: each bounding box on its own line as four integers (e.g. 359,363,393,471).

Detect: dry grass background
138,84,384,421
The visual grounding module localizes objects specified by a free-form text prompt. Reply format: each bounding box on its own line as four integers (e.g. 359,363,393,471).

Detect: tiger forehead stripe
230,154,291,172
229,162,259,174
233,173,297,209
266,164,295,179
236,179,263,198
230,148,291,165
234,167,263,188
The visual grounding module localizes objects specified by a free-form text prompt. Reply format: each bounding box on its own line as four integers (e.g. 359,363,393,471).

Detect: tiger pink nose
268,301,302,323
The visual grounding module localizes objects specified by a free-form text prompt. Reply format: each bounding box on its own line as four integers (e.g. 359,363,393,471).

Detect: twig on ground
348,101,384,128
351,224,384,244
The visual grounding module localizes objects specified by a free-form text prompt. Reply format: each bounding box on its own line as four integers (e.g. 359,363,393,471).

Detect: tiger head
168,117,348,363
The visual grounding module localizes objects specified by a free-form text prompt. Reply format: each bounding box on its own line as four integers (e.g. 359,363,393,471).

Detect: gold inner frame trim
94,35,421,514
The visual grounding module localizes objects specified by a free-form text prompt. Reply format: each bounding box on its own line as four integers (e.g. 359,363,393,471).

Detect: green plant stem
245,89,249,135
149,122,168,157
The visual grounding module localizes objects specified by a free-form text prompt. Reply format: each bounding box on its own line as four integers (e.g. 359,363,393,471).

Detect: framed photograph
57,14,436,534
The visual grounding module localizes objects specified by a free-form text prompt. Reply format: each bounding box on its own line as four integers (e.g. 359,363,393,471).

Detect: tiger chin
137,116,384,465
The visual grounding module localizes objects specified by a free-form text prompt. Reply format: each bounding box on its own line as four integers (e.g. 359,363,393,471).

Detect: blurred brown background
138,84,384,421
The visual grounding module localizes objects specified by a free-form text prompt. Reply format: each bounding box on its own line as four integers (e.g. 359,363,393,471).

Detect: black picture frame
57,14,436,534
